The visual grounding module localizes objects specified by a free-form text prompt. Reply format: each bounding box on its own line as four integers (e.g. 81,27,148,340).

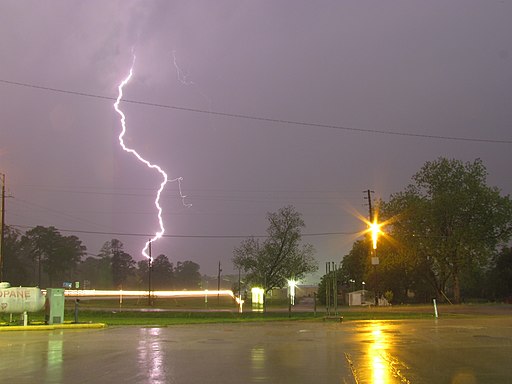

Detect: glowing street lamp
251,287,264,312
287,279,297,305
369,219,381,250
349,279,355,292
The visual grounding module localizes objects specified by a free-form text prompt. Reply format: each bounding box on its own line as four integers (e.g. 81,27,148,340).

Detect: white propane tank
0,282,46,313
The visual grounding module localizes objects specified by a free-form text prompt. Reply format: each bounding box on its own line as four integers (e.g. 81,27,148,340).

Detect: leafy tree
380,158,512,303
487,247,512,301
1,225,32,285
151,254,174,290
112,251,135,288
79,255,112,289
339,240,368,285
174,260,201,289
137,258,149,288
368,239,435,304
459,260,488,301
54,234,85,283
99,239,135,288
233,205,317,295
138,255,175,290
22,226,85,287
21,226,57,286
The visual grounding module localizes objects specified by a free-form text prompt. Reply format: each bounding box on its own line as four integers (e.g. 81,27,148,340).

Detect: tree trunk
453,273,461,304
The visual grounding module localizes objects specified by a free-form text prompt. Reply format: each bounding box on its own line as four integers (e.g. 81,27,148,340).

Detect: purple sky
1,1,511,282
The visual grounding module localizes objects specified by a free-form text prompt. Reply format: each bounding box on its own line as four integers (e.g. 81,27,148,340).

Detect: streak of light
55,289,236,299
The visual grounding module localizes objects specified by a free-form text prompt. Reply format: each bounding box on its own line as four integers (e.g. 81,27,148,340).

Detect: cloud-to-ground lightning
114,55,190,261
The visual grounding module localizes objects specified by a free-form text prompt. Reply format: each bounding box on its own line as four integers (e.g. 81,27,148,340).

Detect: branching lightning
114,54,190,260
172,50,195,85
172,50,213,112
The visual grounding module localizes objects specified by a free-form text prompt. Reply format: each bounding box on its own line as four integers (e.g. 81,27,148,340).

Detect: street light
287,279,297,318
251,287,264,312
369,219,381,250
287,279,297,305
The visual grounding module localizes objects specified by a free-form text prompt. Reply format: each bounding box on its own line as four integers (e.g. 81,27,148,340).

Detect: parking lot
0,317,511,383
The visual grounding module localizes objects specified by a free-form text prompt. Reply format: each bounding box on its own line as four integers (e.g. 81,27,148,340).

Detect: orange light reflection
368,322,393,384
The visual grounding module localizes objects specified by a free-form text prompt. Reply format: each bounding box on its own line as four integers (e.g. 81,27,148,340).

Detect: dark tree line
1,228,201,290
1,225,85,287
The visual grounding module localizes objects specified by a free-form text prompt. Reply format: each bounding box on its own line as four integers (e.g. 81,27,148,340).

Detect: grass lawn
3,308,435,327
2,297,508,327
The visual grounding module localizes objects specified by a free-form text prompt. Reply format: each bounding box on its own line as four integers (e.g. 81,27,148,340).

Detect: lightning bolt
114,54,190,261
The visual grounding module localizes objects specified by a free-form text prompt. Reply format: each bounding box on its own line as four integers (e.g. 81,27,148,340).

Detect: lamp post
369,219,381,263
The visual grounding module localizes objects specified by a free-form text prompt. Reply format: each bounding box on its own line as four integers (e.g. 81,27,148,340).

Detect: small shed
347,290,374,306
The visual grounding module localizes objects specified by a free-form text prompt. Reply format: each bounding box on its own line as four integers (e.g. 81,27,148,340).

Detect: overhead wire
10,224,359,239
1,78,511,144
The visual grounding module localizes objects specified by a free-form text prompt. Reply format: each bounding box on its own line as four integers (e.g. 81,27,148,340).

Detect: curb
0,323,107,331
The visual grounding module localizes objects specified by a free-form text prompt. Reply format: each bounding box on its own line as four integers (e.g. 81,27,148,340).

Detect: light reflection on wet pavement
0,317,511,383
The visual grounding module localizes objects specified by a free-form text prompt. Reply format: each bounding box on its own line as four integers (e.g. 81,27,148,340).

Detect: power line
10,197,110,230
10,184,369,198
1,78,510,144
10,224,359,239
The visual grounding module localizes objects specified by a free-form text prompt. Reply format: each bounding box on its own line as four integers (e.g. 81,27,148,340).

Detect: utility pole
364,189,379,305
217,261,222,304
0,173,5,282
238,267,241,298
325,262,339,317
148,240,152,306
364,189,374,222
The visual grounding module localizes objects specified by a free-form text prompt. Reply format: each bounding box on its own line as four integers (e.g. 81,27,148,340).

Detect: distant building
347,290,373,306
270,284,317,299
347,290,390,306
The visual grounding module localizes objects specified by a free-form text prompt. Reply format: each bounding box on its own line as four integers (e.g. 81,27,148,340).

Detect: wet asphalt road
1,317,511,383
